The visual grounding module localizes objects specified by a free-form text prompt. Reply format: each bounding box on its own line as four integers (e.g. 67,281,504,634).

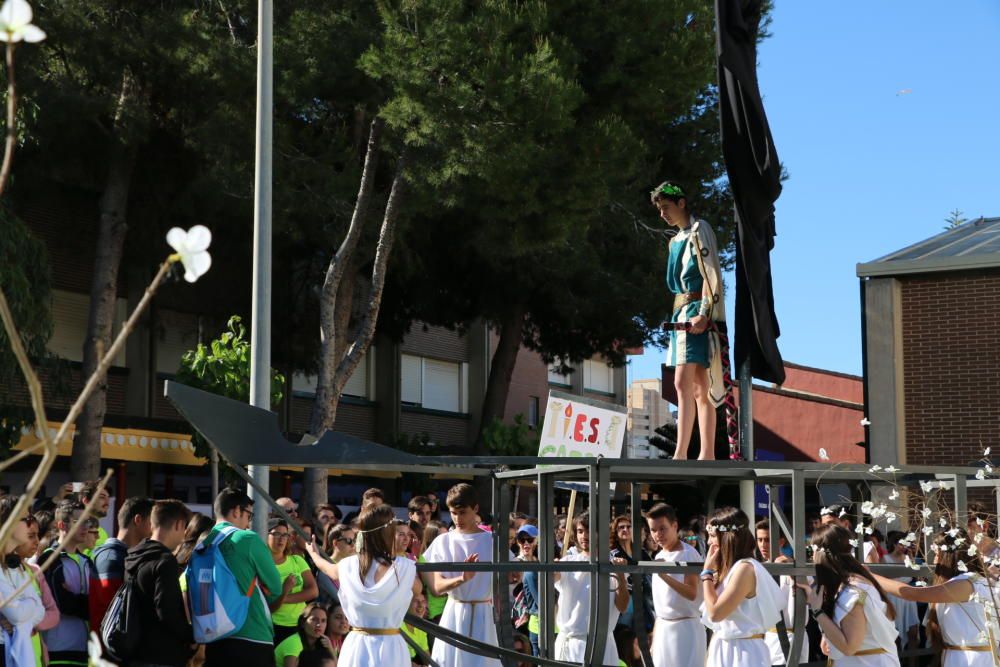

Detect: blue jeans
529,631,540,657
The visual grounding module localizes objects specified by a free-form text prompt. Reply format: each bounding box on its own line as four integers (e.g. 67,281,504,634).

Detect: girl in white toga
645,502,705,667
796,524,899,667
307,503,420,667
422,483,500,667
553,510,629,665
700,507,785,667
870,528,1000,667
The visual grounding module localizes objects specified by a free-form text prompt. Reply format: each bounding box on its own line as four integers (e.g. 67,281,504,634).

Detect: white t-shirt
652,542,703,620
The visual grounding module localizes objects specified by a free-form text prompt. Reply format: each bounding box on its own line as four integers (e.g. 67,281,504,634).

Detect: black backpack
99,576,142,662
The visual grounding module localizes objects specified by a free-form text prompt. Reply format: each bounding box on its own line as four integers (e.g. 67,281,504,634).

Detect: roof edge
857,253,1000,278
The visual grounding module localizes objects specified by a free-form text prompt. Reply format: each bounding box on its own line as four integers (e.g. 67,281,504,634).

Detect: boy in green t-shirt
401,593,429,665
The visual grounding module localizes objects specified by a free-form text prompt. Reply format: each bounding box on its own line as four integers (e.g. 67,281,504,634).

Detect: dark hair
314,503,341,521
811,524,895,620
214,487,252,519
55,499,85,529
650,180,688,205
0,495,19,527
80,480,106,502
573,511,591,538
295,603,330,666
33,510,54,538
361,488,385,507
609,515,632,549
152,499,192,530
117,497,155,529
409,519,424,547
357,504,396,583
325,522,353,554
421,519,446,554
925,528,992,652
755,518,770,532
174,512,214,566
646,503,678,524
408,496,431,514
707,507,755,581
446,483,478,510
268,517,289,532
885,530,907,552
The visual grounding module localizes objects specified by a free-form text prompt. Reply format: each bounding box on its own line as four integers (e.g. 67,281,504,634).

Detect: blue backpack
186,524,266,643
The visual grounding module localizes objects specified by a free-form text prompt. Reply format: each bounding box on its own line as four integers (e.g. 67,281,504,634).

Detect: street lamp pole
248,0,273,537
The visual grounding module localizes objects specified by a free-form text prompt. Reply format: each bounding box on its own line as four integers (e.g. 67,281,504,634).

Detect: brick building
858,217,1000,473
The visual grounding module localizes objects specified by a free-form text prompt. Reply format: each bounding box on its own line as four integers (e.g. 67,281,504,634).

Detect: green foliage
481,415,539,457
0,206,53,457
176,316,285,461
944,209,967,230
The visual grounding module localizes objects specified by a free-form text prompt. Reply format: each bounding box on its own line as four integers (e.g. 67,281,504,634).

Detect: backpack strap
195,524,240,553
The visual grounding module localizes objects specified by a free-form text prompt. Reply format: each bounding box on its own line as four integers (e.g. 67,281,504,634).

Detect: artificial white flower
977,517,985,527
958,559,969,572
849,539,859,548
718,525,728,532
930,544,940,553
922,526,934,536
820,506,832,516
860,417,871,426
969,544,978,556
940,517,948,528
948,528,960,538
166,225,213,282
889,489,900,500
922,507,933,519
939,480,948,489
819,448,829,461
940,544,951,552
839,508,847,518
915,580,928,587
886,512,897,524
88,632,115,667
865,526,873,535
977,469,986,481
986,464,994,474
869,464,882,473
0,0,45,42
885,465,899,473
861,501,875,515
986,447,992,457
920,480,934,494
905,554,920,570
855,523,866,534
906,532,917,542
975,533,985,544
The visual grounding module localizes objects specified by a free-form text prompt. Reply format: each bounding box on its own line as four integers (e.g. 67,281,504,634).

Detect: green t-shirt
401,623,428,660
203,522,283,643
272,555,312,627
417,554,446,619
274,633,303,667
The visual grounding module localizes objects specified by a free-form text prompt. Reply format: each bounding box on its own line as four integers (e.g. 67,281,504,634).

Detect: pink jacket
26,561,60,631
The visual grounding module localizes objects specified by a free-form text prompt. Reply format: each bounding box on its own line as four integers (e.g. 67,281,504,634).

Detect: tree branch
334,149,408,392
0,43,17,198
319,117,385,327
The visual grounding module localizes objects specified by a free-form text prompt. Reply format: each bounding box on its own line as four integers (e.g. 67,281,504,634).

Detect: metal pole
738,358,756,520
248,0,273,538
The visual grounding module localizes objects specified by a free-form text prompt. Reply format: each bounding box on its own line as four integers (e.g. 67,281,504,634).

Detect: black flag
716,0,785,384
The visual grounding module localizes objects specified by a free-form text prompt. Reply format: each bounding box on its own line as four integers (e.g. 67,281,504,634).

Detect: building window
584,358,614,394
527,396,540,428
49,290,127,365
293,348,374,400
548,361,571,386
401,354,468,413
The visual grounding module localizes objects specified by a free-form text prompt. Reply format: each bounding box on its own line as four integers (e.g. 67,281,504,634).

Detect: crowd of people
3,480,1000,667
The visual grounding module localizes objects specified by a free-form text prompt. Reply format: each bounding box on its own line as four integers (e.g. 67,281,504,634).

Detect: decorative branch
0,42,17,197
0,469,113,608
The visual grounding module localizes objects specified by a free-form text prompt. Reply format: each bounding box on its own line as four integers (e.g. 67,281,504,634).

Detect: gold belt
454,598,492,604
827,647,887,666
659,616,697,622
944,645,993,652
673,291,703,312
728,634,765,640
767,627,794,634
353,627,400,636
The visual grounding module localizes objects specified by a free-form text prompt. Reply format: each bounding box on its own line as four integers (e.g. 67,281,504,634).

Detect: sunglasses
336,537,355,546
617,525,633,531
517,536,536,543
268,531,290,539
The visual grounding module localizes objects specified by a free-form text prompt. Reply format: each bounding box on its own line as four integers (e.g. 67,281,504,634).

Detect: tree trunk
71,72,142,482
71,137,137,481
474,305,526,455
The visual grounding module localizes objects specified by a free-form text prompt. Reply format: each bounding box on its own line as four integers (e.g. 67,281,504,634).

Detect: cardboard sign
538,390,627,460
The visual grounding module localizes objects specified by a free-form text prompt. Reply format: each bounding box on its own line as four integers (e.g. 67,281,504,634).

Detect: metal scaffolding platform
166,380,988,667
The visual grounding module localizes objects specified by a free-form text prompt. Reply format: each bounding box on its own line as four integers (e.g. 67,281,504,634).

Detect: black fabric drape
716,0,785,384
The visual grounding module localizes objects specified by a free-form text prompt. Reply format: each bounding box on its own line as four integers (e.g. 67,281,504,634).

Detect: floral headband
707,523,745,536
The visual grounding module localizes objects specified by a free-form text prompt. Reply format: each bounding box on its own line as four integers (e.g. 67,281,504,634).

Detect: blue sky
629,0,1000,385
